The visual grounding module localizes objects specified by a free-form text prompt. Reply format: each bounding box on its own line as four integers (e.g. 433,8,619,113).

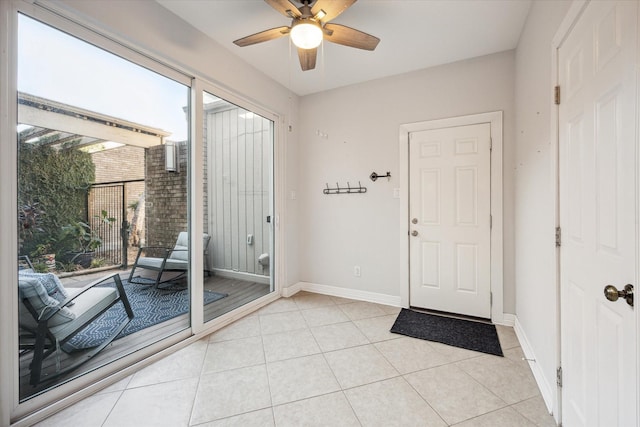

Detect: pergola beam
18,93,171,149
18,127,56,143
62,139,107,151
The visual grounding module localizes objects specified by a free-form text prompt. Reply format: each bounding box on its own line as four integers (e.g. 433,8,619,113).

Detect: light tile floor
34,293,556,427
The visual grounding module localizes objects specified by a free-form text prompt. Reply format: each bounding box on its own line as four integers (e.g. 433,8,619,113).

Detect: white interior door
409,123,491,318
559,1,637,425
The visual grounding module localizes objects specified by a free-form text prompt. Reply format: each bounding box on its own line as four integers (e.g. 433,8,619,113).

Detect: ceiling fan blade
324,23,380,50
264,0,301,18
311,0,356,22
233,26,291,47
298,47,317,71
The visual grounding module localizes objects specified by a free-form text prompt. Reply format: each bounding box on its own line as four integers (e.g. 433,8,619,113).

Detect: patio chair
18,257,134,385
128,232,211,289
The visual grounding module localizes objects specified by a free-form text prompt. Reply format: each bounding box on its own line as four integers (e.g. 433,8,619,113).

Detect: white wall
298,51,517,312
514,0,571,416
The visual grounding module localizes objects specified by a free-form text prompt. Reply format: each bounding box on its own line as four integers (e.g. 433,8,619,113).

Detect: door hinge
554,85,561,105
556,366,563,388
490,291,493,306
489,137,493,151
555,226,561,247
490,215,493,229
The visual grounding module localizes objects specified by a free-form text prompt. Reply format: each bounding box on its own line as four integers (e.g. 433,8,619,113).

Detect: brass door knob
604,284,634,307
411,230,418,237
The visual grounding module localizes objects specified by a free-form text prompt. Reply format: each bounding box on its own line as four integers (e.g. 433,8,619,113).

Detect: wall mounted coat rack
323,182,367,195
370,171,391,182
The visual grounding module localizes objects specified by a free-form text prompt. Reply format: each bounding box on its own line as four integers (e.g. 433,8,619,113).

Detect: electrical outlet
393,188,400,199
354,266,361,277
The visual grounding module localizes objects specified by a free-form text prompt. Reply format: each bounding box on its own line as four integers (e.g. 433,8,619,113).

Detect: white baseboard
282,281,402,307
514,316,556,420
281,282,303,298
494,313,516,327
212,268,270,284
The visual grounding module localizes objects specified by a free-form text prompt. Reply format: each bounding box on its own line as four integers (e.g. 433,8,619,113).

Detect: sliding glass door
7,3,280,421
201,90,275,323
16,13,191,401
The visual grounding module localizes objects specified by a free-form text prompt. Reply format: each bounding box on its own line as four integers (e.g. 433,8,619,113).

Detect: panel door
409,123,491,318
559,1,637,425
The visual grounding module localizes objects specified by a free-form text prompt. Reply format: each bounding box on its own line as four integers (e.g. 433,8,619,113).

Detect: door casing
399,111,505,324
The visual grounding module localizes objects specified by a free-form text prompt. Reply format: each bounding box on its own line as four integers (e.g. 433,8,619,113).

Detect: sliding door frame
192,78,282,335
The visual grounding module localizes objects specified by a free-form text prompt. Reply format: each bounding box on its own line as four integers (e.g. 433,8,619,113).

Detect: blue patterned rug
63,278,226,352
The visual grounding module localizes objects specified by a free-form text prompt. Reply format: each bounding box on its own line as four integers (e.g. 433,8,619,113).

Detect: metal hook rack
323,182,367,195
370,171,391,182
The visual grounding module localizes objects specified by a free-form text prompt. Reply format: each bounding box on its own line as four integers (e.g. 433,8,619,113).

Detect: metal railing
88,179,144,269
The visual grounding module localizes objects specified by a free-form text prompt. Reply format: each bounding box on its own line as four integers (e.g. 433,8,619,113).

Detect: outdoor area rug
390,308,503,357
63,278,226,352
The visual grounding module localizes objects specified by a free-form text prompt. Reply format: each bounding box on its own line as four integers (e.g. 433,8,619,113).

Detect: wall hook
370,171,391,182
323,181,367,195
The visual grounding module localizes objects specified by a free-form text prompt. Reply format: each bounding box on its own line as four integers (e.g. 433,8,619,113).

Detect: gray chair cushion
170,231,189,261
135,256,188,270
49,287,119,341
139,232,210,267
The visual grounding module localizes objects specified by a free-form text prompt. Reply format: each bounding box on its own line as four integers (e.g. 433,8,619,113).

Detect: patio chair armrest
138,246,173,251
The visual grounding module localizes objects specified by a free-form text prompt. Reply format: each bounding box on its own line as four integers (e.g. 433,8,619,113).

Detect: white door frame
551,0,640,423
399,111,505,323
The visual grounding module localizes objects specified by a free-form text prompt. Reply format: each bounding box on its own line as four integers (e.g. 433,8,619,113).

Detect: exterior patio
13,46,274,412
17,92,274,402
19,268,270,401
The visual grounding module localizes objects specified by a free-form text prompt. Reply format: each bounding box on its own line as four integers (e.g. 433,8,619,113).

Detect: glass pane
17,14,190,401
202,91,274,323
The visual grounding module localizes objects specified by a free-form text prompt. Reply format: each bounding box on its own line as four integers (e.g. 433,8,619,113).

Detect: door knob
411,218,418,224
411,230,418,237
604,284,634,307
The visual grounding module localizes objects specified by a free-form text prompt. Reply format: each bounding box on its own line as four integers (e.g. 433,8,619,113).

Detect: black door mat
390,308,503,357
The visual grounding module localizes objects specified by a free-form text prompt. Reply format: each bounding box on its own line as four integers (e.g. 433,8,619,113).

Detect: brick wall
145,142,188,251
92,145,145,183
91,143,192,255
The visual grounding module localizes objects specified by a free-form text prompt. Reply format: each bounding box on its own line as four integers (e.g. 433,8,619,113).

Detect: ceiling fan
233,0,380,71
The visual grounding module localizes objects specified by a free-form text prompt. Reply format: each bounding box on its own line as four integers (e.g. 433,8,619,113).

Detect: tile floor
34,292,556,427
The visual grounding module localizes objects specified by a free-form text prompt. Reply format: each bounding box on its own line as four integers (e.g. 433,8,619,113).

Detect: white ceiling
156,0,532,96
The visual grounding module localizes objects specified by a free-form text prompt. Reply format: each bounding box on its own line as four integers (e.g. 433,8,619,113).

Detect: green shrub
90,257,107,268
57,261,80,272
31,263,49,273
18,141,95,259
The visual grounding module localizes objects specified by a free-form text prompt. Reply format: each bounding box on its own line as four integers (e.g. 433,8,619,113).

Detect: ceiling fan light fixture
290,20,323,49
